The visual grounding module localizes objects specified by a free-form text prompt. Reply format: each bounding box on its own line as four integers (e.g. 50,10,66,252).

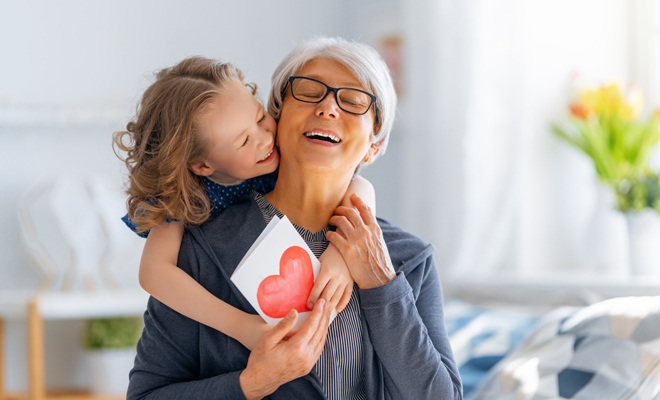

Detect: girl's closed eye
242,135,249,147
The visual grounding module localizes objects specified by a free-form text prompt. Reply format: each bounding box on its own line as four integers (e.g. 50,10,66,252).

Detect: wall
0,0,389,391
399,0,633,281
0,0,405,294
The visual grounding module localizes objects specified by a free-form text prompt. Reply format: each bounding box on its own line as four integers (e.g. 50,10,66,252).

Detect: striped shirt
252,192,366,400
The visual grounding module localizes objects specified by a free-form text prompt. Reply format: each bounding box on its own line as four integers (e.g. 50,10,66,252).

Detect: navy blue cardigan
127,198,462,400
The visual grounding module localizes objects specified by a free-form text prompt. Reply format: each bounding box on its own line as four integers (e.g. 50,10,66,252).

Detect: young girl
113,56,376,351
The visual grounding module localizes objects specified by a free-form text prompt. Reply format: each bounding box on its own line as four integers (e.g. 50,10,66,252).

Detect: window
631,0,659,112
653,0,660,108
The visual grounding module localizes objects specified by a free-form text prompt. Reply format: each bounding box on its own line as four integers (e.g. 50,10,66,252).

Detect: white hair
268,37,397,170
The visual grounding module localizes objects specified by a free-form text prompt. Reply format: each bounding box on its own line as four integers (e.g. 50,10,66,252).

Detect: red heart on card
257,245,314,318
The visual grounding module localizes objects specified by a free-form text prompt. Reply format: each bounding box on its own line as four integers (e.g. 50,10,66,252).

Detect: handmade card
231,216,335,329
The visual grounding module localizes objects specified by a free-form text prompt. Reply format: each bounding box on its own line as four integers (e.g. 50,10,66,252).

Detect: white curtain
401,0,631,281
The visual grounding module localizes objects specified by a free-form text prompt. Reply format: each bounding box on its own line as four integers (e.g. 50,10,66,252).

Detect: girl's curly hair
113,56,255,235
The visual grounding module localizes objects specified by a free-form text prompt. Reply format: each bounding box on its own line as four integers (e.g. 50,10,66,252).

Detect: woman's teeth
259,149,273,162
304,132,341,143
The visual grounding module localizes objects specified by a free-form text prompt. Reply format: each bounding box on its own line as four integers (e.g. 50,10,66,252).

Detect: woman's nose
315,92,340,119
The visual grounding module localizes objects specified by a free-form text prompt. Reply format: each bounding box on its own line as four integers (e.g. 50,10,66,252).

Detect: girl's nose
258,126,273,149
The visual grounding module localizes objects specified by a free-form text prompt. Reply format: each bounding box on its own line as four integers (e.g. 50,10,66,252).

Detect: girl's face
192,79,279,183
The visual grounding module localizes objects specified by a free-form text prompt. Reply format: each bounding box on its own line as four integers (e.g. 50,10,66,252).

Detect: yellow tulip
578,83,643,121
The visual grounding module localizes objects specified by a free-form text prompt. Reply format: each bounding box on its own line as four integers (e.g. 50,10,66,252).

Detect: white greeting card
231,216,335,329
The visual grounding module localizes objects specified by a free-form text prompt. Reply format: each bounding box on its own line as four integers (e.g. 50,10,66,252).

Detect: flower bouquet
552,83,659,188
553,83,660,275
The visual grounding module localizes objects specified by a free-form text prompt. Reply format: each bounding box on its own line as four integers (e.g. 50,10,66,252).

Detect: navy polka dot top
121,170,278,238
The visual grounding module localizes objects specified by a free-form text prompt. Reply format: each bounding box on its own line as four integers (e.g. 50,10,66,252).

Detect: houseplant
552,83,660,275
82,317,142,395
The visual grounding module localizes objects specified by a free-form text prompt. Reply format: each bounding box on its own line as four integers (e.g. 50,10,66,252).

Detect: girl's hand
237,314,274,351
307,243,353,313
326,194,396,290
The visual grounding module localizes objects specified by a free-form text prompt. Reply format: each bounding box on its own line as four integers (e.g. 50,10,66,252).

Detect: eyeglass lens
291,78,372,114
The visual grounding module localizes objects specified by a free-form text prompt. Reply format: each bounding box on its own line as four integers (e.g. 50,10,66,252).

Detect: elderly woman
128,37,462,400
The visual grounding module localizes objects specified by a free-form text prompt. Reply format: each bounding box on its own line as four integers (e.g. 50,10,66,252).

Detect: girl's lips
257,146,276,164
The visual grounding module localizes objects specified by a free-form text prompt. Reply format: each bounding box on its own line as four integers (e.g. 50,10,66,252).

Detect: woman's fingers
326,230,355,261
241,302,332,397
310,301,333,356
328,215,356,240
325,231,350,261
326,223,348,242
325,229,344,244
345,208,366,230
292,299,325,345
264,309,298,347
350,194,377,227
333,205,364,229
289,300,331,376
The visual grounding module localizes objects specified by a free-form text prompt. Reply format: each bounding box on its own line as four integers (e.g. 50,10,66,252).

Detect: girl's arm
342,175,376,212
309,175,377,312
140,221,269,350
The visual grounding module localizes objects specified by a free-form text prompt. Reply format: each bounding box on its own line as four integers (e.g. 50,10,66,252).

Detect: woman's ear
363,145,380,164
189,160,214,177
372,118,382,137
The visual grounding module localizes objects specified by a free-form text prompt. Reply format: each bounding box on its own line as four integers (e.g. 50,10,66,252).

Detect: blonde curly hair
113,56,255,235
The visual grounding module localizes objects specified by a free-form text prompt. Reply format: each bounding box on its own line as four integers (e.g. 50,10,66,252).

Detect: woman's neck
264,164,352,233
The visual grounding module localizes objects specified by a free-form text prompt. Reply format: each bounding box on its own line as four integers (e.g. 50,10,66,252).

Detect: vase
584,184,630,276
85,348,136,395
627,209,660,276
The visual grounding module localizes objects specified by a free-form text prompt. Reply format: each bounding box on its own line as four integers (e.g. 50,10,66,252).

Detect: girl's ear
190,160,214,176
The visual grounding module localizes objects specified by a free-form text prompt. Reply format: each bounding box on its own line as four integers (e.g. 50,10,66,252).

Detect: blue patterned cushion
444,299,539,397
468,296,660,400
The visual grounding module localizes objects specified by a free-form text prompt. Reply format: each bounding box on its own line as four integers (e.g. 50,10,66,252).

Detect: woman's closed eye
340,93,368,108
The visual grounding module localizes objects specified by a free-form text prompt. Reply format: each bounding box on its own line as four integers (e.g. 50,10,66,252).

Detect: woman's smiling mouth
304,131,342,144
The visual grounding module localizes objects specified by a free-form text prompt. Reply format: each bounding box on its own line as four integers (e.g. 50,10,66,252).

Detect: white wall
0,0,391,391
0,0,369,292
400,0,633,283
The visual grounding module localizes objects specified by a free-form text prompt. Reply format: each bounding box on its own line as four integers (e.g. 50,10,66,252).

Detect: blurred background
2,0,660,396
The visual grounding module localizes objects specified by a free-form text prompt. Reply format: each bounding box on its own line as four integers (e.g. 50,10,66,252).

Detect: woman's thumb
268,309,298,342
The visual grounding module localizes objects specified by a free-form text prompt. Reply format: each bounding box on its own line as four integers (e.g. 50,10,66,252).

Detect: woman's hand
239,300,333,400
326,194,396,290
307,243,354,313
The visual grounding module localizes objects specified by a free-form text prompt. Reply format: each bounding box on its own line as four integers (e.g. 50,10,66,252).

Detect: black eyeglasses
283,76,377,115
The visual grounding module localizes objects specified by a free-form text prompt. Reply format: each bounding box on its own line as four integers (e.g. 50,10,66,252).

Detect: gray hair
268,37,397,170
